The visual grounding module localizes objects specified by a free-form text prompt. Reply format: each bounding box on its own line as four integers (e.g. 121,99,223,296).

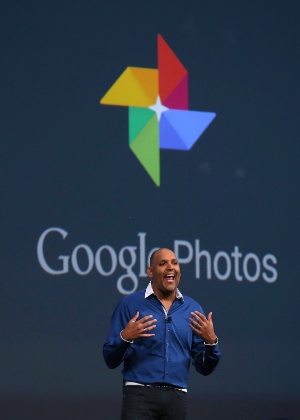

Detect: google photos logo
100,35,216,186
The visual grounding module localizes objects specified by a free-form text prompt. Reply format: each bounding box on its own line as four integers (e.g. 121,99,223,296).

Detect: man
103,248,221,419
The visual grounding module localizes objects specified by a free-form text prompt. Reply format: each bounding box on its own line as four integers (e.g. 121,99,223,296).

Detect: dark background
1,1,299,419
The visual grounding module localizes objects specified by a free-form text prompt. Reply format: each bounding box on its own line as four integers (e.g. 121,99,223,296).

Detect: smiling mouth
164,274,175,282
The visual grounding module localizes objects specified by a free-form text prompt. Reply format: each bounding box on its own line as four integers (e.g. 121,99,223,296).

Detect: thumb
207,312,213,322
131,311,139,322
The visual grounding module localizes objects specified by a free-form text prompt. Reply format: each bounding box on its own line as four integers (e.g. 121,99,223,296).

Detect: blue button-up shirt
103,283,221,389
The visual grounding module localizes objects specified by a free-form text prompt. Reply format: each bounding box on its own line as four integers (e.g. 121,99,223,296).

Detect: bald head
149,248,175,267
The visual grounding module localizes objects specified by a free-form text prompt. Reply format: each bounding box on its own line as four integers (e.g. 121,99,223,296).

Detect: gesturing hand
121,311,157,341
189,311,217,345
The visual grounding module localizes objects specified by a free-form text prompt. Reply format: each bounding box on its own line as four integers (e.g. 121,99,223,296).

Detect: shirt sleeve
103,299,133,369
192,338,221,376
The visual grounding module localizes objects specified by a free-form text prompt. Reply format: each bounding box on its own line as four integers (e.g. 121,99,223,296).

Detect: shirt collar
145,281,184,300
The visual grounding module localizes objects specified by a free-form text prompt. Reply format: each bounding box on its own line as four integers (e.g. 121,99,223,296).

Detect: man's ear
147,267,153,278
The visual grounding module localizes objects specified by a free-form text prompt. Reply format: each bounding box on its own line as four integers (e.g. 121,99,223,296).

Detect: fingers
134,314,157,328
130,312,156,327
132,313,157,337
189,310,217,344
190,310,214,332
191,311,206,322
140,314,155,323
142,325,156,335
142,316,157,328
130,311,140,322
141,316,157,334
189,320,198,332
190,312,204,330
191,311,213,323
131,312,155,323
123,313,156,341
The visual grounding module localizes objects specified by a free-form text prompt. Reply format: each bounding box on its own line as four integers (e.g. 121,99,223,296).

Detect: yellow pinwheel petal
100,67,158,107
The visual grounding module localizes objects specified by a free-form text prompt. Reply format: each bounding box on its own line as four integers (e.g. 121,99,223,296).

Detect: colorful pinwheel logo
100,35,216,186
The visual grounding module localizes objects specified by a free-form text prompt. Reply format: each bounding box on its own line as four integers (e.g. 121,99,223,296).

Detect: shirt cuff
204,336,218,346
120,330,134,344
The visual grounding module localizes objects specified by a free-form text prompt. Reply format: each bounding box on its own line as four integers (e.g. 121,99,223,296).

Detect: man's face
147,248,181,298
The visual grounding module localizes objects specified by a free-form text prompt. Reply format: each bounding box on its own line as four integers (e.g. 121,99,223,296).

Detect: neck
152,286,177,302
